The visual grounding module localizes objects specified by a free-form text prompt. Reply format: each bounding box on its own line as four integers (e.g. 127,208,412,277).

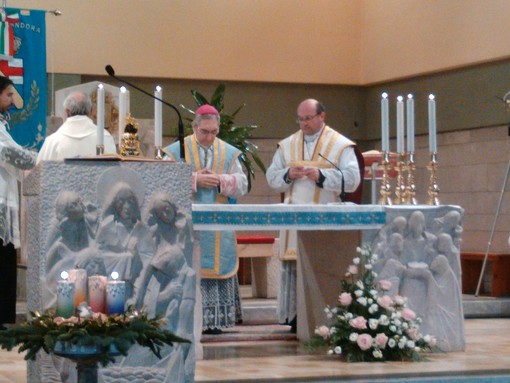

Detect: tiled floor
1,318,510,382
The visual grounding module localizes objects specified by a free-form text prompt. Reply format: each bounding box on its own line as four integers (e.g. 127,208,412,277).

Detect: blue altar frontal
192,203,386,231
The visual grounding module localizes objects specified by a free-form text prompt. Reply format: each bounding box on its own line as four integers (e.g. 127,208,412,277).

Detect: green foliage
0,307,190,367
180,84,266,192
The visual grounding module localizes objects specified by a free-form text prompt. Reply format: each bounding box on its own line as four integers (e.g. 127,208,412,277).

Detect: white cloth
0,119,36,247
36,115,117,163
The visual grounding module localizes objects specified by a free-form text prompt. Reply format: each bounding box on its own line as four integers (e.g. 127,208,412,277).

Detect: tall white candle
118,86,127,144
428,94,437,152
381,92,389,152
406,94,415,152
396,96,404,153
97,84,105,147
154,86,163,147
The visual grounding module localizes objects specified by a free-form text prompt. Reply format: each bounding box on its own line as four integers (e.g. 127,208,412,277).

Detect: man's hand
196,168,220,189
288,166,320,182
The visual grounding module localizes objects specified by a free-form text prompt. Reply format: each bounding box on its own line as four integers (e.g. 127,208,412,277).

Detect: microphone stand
105,65,185,159
318,153,345,202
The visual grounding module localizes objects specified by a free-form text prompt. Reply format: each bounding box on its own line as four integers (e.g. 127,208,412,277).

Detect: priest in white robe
266,98,360,331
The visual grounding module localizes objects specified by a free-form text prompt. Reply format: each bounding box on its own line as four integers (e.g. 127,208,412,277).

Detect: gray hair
192,113,220,127
63,92,92,117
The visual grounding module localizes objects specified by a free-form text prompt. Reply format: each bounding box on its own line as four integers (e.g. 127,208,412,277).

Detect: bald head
64,91,92,117
296,98,326,135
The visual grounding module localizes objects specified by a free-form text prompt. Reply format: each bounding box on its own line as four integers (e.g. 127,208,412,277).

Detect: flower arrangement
309,246,436,362
0,306,189,367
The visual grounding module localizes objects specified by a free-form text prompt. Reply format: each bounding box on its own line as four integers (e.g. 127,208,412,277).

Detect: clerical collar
304,124,325,143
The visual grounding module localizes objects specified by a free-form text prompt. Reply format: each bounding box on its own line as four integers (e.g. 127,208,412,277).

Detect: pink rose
347,265,358,275
66,316,80,324
53,317,66,326
375,333,388,348
339,292,353,306
401,308,416,321
378,279,392,291
407,328,420,341
356,333,373,351
377,295,393,310
349,316,367,330
315,325,330,339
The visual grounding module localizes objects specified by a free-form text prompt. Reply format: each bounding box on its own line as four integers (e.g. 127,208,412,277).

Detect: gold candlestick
394,152,406,205
96,145,104,156
154,146,164,160
427,151,440,205
378,151,393,205
405,151,418,205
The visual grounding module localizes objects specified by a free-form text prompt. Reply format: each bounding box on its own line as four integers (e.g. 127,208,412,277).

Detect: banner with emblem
2,8,46,149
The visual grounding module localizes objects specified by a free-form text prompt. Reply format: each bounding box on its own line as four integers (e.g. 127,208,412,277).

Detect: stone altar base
23,160,195,383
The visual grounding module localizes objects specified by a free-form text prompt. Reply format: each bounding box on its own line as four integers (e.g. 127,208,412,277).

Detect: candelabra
95,145,104,156
154,146,164,160
394,152,406,205
427,151,440,205
378,151,393,205
405,151,418,205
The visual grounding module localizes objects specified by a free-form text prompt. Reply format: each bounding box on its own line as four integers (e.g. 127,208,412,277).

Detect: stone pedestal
23,160,195,383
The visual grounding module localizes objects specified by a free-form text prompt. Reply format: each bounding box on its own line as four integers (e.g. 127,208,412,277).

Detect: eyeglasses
296,113,319,124
197,128,219,136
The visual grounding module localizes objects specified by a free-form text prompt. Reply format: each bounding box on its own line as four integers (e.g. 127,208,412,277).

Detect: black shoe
289,316,297,334
202,328,223,335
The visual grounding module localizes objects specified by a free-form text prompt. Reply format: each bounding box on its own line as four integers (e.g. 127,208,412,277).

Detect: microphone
105,65,185,159
318,153,345,202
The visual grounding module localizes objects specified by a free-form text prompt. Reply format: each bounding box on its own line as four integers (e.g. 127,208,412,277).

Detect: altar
193,203,465,352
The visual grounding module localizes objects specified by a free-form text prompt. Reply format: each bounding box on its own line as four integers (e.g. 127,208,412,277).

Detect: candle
88,275,107,313
154,86,163,147
97,84,105,147
106,271,126,315
428,94,437,152
406,94,415,152
381,92,389,152
69,269,87,308
118,86,127,144
57,271,75,318
396,96,404,153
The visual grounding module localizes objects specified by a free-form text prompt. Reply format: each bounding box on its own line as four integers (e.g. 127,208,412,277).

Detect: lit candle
118,86,127,144
106,271,126,315
396,96,404,153
88,275,107,313
381,92,389,152
69,269,87,308
406,94,415,152
97,84,105,147
428,94,437,152
154,86,163,147
57,271,75,318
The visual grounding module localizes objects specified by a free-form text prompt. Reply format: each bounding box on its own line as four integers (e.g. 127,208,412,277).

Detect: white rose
349,332,359,342
334,346,342,354
355,289,364,297
353,257,360,265
388,338,396,348
369,319,379,330
406,340,415,348
373,349,383,358
357,297,368,306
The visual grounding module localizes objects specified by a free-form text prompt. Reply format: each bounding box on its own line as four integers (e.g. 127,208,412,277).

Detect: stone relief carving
41,168,195,383
371,209,464,352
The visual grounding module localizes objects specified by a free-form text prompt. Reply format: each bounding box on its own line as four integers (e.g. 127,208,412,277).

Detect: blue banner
3,8,47,149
